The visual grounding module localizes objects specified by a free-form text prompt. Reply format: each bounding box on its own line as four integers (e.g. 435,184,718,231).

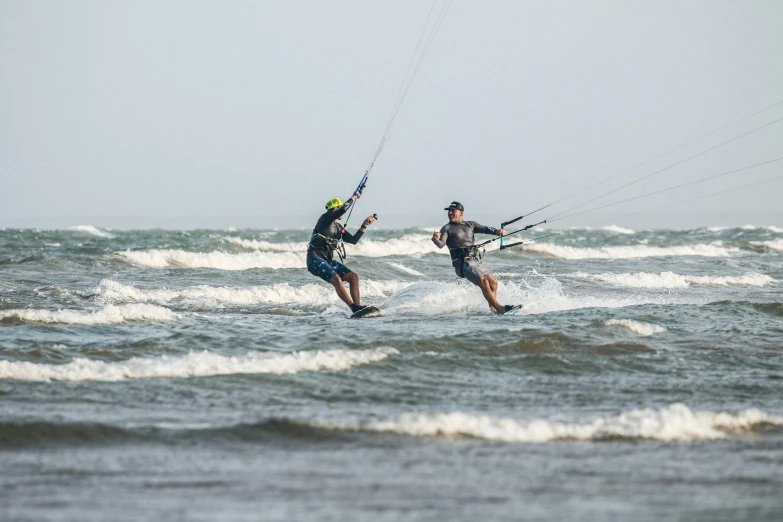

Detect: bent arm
342,228,365,245
431,225,449,248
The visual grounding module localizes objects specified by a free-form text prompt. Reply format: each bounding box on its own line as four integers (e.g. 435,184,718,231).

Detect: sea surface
1,224,782,521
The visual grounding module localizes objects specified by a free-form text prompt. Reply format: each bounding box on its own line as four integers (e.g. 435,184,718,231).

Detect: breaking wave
575,271,775,288
94,279,410,308
751,239,783,252
223,237,306,252
0,347,399,382
67,225,113,238
117,249,305,270
0,304,176,325
310,404,782,443
520,242,739,259
386,262,424,276
225,234,446,258
603,319,667,336
601,225,635,234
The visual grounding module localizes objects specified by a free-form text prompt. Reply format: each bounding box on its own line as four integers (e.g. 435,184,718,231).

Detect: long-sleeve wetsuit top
431,221,499,263
307,198,365,261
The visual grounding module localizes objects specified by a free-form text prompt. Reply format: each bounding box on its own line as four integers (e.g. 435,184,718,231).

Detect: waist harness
449,245,484,262
309,233,347,262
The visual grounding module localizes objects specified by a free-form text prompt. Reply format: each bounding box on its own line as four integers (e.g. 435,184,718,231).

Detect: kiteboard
503,304,523,316
350,305,383,319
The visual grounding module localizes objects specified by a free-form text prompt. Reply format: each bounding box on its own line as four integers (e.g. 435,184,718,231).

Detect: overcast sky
1,0,782,229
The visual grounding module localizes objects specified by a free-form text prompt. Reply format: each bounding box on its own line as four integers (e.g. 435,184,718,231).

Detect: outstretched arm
473,222,504,236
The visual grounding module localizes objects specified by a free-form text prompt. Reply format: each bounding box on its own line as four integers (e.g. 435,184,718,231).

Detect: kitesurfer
431,201,515,314
307,194,376,314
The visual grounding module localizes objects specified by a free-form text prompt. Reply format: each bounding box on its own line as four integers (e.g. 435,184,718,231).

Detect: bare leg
477,276,504,314
329,275,354,307
488,275,499,300
343,271,361,305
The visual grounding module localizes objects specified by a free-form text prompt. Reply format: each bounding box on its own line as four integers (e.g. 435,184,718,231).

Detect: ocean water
1,224,782,521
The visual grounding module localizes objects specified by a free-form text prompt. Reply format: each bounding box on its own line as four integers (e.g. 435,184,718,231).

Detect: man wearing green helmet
307,193,377,314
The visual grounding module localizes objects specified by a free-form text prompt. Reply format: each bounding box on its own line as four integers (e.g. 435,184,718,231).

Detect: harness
449,245,484,262
309,231,347,263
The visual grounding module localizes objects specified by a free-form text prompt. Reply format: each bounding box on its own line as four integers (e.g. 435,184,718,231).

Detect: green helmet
325,198,343,211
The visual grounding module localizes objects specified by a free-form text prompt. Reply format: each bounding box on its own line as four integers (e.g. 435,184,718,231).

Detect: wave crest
225,234,446,258
67,225,113,238
521,242,738,259
603,319,666,336
117,249,305,270
95,279,410,308
0,347,399,382
311,404,782,443
601,225,635,234
575,271,774,288
0,304,176,325
751,239,783,252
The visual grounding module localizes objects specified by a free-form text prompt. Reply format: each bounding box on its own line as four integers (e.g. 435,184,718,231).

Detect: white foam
224,237,307,252
381,277,659,317
751,239,783,252
0,304,176,325
575,271,775,288
601,225,635,234
383,280,497,316
312,404,782,443
386,262,424,276
67,225,113,238
351,235,447,257
509,278,655,316
603,319,666,336
763,226,783,233
118,249,305,270
94,279,410,308
0,347,398,382
521,242,738,259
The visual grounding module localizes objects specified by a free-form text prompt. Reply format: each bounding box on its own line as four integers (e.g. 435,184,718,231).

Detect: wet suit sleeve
431,224,449,248
471,222,499,235
336,198,365,244
341,228,364,245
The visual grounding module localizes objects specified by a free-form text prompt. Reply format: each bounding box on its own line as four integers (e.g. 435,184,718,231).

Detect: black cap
444,201,464,211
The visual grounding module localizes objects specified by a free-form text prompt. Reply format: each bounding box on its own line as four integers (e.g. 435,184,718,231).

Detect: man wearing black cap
431,201,515,314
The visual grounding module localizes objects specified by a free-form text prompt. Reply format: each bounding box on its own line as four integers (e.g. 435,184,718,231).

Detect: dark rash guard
307,199,365,261
431,220,499,262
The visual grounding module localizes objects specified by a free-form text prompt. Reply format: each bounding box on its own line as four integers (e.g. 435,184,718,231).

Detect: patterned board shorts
453,258,491,285
307,256,353,282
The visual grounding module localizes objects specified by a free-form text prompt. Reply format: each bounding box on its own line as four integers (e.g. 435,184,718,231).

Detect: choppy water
1,224,782,521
